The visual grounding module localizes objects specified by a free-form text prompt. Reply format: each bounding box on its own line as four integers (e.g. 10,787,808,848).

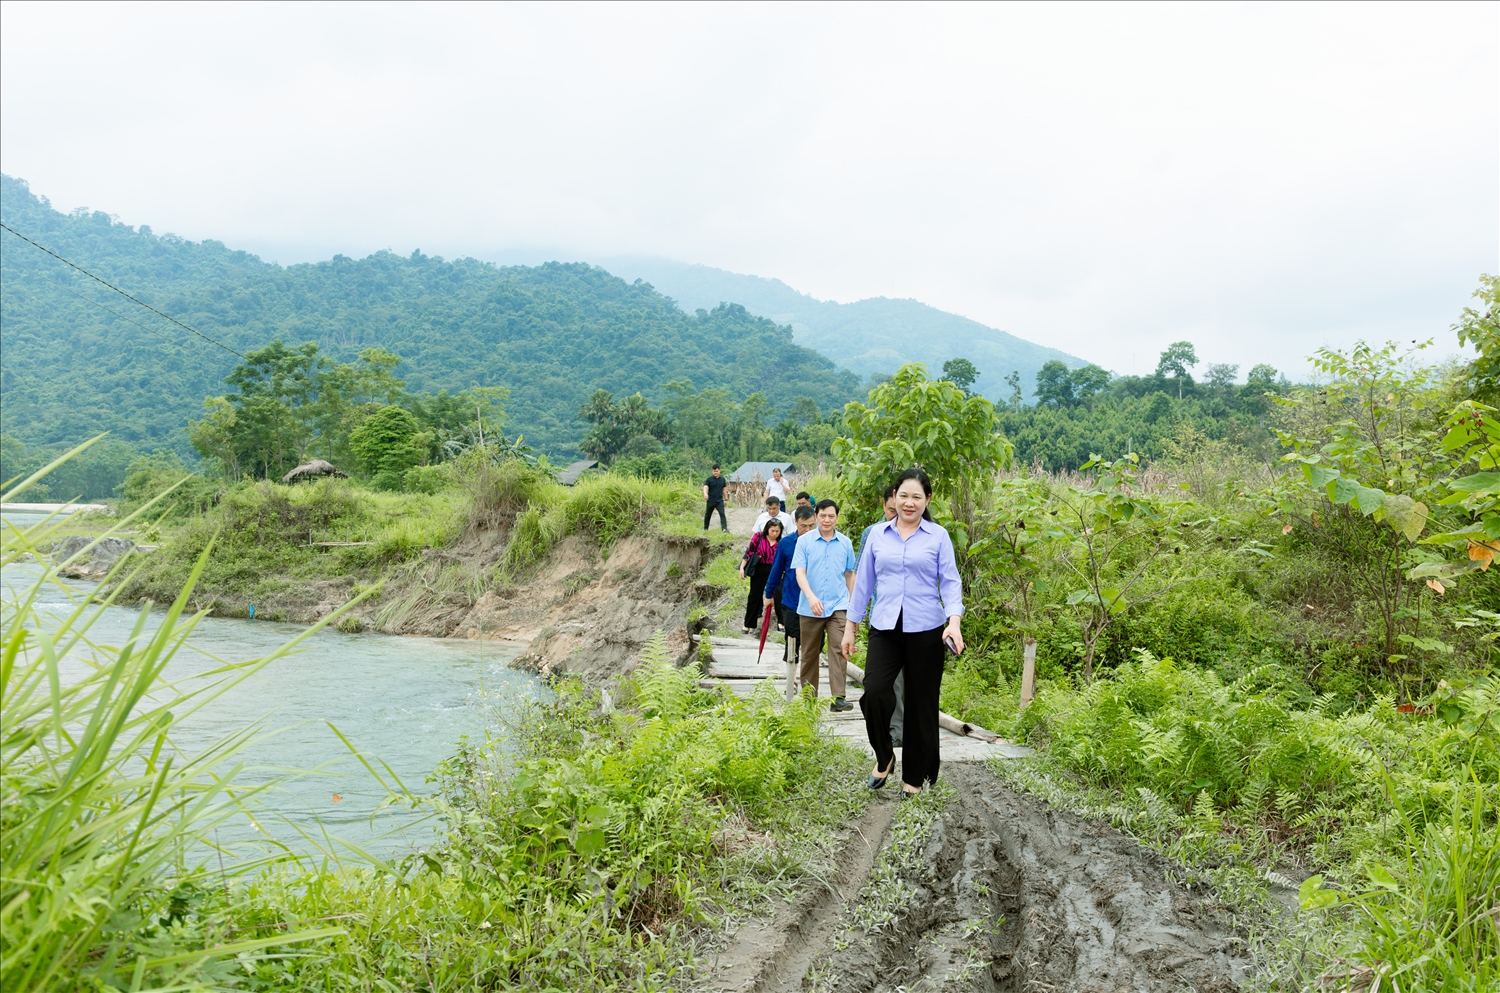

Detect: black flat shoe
868,758,895,790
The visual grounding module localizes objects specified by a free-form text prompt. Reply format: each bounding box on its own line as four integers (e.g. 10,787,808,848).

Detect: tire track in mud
715,763,1253,992
711,801,897,993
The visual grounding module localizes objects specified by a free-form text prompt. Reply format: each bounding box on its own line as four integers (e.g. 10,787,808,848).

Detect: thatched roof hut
282,459,346,483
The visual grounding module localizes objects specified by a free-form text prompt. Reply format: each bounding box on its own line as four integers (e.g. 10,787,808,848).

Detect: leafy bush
1017,651,1499,868
116,450,222,517
466,455,550,529
349,404,425,489
400,462,450,494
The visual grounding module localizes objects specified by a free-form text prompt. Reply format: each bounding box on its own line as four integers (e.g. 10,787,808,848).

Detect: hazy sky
1,2,1495,377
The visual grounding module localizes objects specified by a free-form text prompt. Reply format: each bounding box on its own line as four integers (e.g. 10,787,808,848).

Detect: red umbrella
756,603,774,664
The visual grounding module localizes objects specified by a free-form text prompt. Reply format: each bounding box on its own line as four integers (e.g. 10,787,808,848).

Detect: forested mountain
0,175,862,457
597,255,1089,401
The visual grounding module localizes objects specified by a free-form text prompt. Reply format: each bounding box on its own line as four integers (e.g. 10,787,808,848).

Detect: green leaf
1365,864,1399,891
1450,471,1500,494
1304,464,1340,488
1404,501,1428,541
1329,476,1361,505
1299,875,1341,911
1353,485,1385,515
575,828,607,857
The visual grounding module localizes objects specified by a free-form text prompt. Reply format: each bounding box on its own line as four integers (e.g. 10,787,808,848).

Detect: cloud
1,1,1493,377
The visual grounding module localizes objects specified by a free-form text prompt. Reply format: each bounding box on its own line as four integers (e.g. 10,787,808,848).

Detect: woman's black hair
762,519,784,539
893,467,935,521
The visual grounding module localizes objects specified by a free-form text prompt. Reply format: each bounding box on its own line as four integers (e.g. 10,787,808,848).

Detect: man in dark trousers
765,505,816,697
702,464,728,531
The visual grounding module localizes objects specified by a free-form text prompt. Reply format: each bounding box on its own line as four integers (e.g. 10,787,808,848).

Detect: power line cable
0,221,246,358
2,256,190,349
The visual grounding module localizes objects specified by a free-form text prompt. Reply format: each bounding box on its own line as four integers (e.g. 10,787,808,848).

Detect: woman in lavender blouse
841,467,965,796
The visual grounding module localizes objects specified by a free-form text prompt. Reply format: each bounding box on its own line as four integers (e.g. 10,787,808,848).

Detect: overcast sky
1,1,1495,377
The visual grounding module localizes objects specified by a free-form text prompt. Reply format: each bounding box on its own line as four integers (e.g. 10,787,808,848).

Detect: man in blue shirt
792,499,858,711
764,505,815,696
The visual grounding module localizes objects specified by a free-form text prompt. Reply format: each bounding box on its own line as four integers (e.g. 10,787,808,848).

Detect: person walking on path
842,468,964,796
751,495,795,535
702,464,728,531
793,499,858,711
739,519,783,633
858,485,904,748
765,505,815,648
764,467,789,505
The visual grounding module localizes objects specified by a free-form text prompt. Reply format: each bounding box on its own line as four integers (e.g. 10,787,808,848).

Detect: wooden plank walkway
698,635,1034,763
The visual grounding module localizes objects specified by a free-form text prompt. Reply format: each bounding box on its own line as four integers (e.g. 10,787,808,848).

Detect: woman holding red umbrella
740,519,783,633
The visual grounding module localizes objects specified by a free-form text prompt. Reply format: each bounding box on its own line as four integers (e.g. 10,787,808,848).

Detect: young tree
350,405,425,489
1034,360,1075,408
1274,341,1467,663
187,396,241,481
941,357,981,396
1156,341,1199,399
1070,364,1111,411
1049,455,1217,684
1206,363,1239,389
833,362,1012,539
1004,370,1023,413
1455,273,1499,403
223,340,324,478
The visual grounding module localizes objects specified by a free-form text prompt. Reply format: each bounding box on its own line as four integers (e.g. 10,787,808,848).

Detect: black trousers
779,601,800,640
744,562,772,629
859,615,945,788
704,499,728,530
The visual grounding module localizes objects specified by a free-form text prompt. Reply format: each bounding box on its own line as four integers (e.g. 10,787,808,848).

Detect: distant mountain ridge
596,256,1090,400
0,175,861,457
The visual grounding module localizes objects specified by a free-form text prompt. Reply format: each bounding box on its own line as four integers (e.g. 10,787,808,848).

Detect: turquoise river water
3,509,545,863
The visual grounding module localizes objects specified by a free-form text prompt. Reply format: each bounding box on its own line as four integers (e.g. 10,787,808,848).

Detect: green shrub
467,456,550,528
1017,651,1499,868
401,462,449,494
116,450,222,517
349,404,425,486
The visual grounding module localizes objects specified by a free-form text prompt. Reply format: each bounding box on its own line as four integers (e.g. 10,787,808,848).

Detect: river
3,509,545,863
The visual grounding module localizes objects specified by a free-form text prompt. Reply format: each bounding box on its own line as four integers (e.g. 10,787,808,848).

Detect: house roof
558,459,600,485
727,461,795,483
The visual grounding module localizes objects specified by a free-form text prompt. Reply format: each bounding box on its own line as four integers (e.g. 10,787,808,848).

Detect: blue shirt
791,529,857,616
764,531,801,611
849,518,964,632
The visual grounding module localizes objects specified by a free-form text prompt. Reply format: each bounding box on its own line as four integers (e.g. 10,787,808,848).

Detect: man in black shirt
702,464,729,531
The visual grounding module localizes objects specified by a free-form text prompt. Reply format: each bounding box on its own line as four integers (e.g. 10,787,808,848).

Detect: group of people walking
709,464,964,798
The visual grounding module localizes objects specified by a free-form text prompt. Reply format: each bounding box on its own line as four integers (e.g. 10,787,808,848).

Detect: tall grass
1,444,346,991
199,634,864,989
496,469,696,571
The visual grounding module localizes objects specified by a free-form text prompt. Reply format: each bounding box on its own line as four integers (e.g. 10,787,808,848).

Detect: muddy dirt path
710,763,1251,992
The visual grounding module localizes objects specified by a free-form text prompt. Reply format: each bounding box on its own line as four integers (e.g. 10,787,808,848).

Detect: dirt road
709,763,1250,992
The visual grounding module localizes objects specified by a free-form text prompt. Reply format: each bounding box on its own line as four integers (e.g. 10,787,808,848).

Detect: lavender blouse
848,517,964,632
